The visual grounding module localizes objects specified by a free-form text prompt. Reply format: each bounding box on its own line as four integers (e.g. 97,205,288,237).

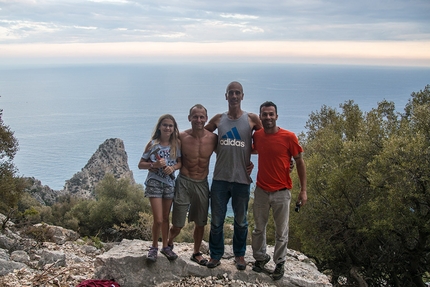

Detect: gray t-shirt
142,142,181,187
213,112,252,185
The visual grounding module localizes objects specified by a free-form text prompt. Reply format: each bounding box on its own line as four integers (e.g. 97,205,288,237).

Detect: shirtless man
167,104,217,265
205,81,262,270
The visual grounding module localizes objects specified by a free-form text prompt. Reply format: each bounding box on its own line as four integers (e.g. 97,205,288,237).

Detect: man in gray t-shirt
204,81,262,270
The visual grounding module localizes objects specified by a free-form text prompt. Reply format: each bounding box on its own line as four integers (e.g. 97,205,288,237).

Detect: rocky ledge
96,239,332,287
0,221,332,287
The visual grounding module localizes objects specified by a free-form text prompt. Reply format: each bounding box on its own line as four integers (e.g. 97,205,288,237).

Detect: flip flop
190,252,208,266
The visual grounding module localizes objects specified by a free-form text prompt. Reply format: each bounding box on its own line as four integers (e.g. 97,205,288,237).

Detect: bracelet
150,163,154,169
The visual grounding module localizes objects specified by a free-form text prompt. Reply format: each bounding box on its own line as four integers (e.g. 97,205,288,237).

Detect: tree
293,100,382,286
293,85,430,286
366,85,430,286
0,108,26,229
67,174,150,240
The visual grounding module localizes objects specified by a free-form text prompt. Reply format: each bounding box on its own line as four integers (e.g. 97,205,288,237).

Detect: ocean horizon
1,62,429,194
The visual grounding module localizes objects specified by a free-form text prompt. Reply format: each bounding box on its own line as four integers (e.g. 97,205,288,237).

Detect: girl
138,114,181,262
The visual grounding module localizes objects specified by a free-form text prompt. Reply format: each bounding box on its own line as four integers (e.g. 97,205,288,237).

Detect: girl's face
158,118,175,138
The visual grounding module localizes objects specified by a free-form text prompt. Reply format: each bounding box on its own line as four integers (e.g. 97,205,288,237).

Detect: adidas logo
220,127,245,147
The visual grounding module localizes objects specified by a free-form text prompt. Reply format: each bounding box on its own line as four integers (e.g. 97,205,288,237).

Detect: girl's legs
149,197,163,248
161,198,173,248
146,179,175,261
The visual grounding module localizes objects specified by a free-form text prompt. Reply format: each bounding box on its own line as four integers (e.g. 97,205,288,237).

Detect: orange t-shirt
253,127,303,192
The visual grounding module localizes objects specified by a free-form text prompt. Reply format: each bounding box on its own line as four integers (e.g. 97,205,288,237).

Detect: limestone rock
0,213,15,228
0,259,28,276
0,249,9,261
32,223,80,245
95,239,332,287
38,250,66,267
10,251,30,264
0,235,16,251
63,138,135,198
25,177,65,206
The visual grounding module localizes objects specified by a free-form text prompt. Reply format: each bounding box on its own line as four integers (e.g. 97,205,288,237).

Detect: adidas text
220,138,245,147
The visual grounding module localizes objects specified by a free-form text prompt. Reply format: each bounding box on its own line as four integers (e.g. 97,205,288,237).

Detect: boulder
0,259,28,276
38,250,66,267
0,249,9,261
32,224,80,245
0,234,16,251
10,250,30,264
95,239,332,287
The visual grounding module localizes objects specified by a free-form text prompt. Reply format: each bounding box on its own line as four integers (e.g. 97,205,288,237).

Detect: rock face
63,138,135,199
95,239,332,287
25,138,135,204
25,177,66,206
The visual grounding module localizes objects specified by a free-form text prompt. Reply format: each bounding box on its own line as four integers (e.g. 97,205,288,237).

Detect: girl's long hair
151,114,180,159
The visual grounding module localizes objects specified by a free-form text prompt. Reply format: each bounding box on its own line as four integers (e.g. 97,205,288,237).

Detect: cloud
220,13,259,20
0,19,61,40
1,0,429,44
0,0,429,66
88,0,130,3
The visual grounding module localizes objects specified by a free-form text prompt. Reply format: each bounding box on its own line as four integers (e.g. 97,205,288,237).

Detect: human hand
163,165,175,175
298,190,307,206
157,158,166,168
246,161,254,175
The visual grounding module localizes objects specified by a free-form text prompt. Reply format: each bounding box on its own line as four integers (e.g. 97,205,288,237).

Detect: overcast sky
1,0,430,66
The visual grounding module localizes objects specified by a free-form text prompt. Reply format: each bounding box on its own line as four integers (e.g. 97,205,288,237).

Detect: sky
1,0,430,66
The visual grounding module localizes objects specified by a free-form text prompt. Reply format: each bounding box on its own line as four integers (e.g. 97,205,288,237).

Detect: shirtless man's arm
204,114,222,132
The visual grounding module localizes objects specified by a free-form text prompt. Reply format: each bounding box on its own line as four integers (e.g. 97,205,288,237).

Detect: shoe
168,243,174,250
190,252,208,266
252,254,271,273
161,246,178,261
235,256,246,270
271,261,285,280
206,258,221,268
147,246,158,262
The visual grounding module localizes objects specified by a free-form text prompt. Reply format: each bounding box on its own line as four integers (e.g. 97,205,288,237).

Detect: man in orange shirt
251,101,307,281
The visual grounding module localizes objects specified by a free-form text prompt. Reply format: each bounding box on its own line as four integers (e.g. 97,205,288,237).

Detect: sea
1,63,429,197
